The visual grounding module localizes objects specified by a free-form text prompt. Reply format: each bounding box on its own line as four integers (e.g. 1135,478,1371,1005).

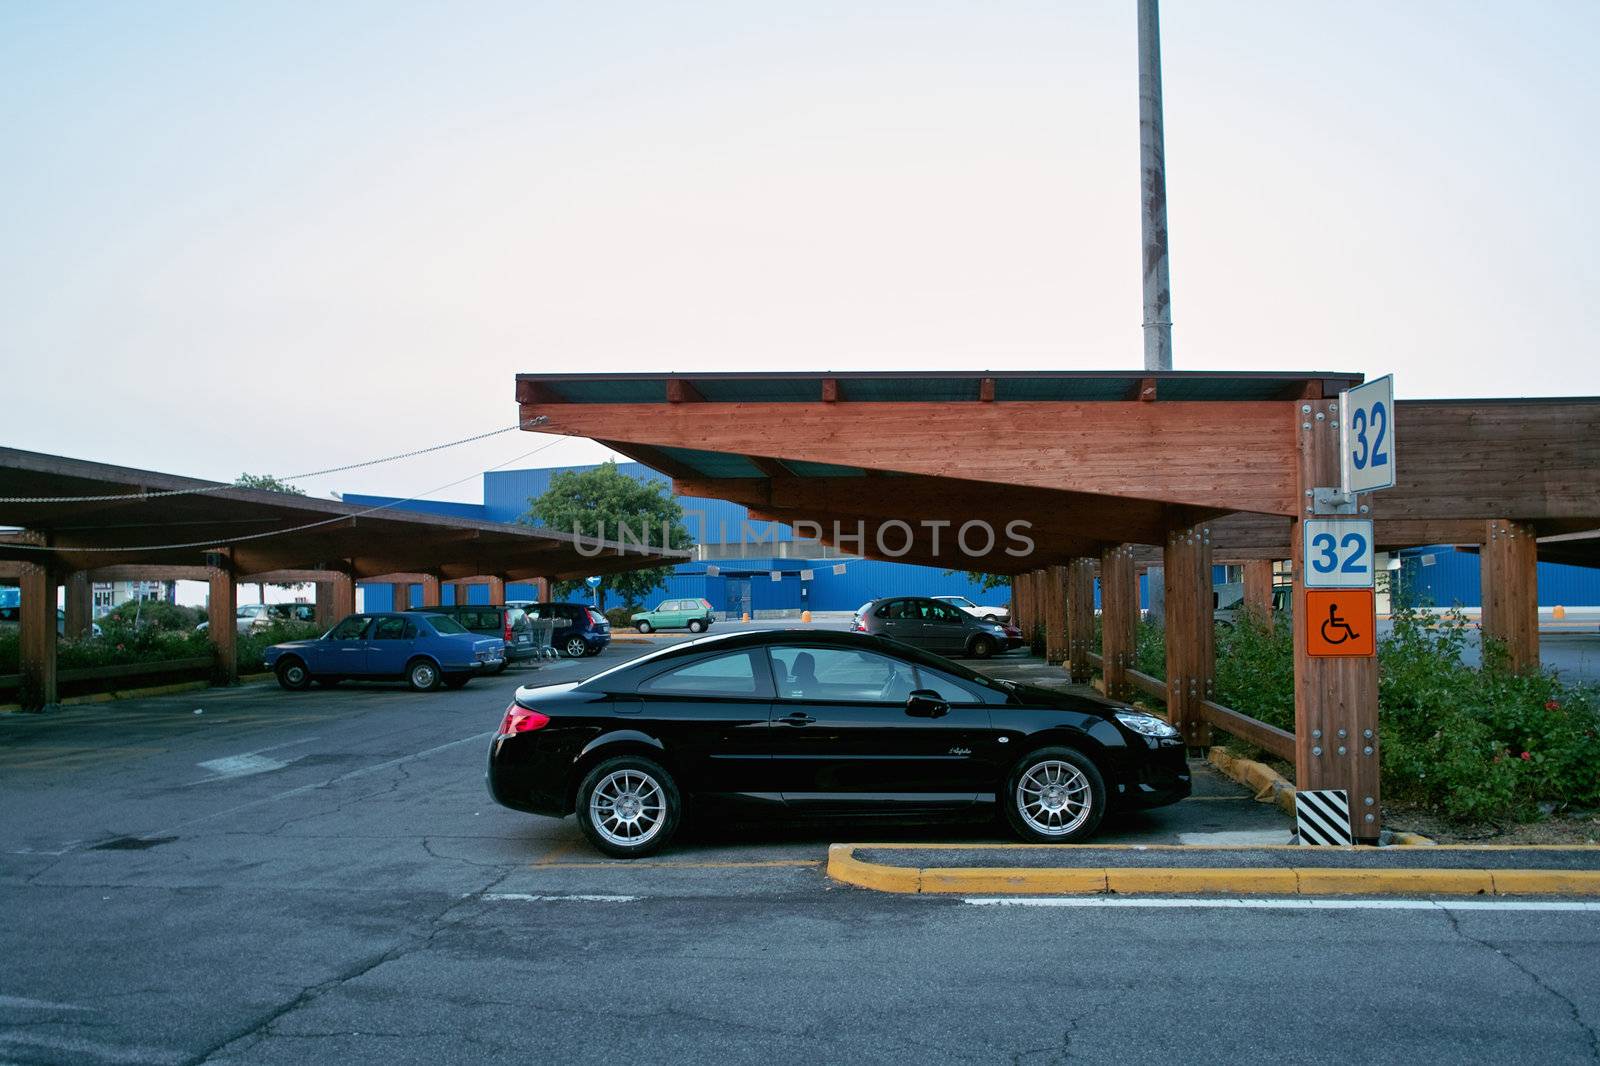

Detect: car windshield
424,615,468,635
940,596,974,608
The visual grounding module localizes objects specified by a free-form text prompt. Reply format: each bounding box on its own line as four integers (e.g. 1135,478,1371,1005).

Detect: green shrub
1212,612,1294,733
100,599,206,634
604,606,635,629
238,621,324,674
1134,620,1166,678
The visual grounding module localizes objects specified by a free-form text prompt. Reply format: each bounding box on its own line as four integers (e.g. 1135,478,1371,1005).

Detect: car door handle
778,712,816,726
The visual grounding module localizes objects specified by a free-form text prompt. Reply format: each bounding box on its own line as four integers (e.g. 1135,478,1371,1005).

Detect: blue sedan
264,612,505,692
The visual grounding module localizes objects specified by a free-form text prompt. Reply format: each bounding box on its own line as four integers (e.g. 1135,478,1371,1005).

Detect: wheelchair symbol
1320,603,1361,645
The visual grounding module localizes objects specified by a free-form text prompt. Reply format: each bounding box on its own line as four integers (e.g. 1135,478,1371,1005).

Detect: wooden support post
392,582,412,612
64,571,92,639
1066,557,1095,684
1481,519,1539,672
486,576,506,604
17,541,57,711
326,568,356,621
206,548,238,687
1100,545,1138,702
1013,572,1032,635
420,574,441,608
1044,565,1068,663
314,583,336,626
1293,400,1381,843
1163,517,1215,748
536,576,554,602
451,581,474,606
1242,559,1275,630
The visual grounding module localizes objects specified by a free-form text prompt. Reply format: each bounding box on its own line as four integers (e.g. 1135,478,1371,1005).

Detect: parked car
0,605,102,637
487,629,1189,857
264,612,504,692
413,604,537,670
852,596,1012,659
522,602,611,658
196,602,319,635
631,597,715,634
933,594,1009,623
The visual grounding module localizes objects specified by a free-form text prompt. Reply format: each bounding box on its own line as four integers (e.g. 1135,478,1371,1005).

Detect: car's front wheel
275,657,311,691
1002,747,1106,844
636,620,653,634
576,756,681,859
563,635,588,658
406,658,441,692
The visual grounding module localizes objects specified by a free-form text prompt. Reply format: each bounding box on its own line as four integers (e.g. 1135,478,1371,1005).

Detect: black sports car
486,630,1190,857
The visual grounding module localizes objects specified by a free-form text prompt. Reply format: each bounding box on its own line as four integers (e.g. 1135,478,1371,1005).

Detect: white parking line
962,897,1600,912
481,894,640,903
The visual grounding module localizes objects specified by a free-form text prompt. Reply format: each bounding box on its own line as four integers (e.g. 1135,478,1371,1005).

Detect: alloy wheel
588,769,666,847
1015,759,1093,837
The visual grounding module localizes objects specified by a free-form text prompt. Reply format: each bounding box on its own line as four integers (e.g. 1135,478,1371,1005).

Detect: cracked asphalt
2,646,1598,1064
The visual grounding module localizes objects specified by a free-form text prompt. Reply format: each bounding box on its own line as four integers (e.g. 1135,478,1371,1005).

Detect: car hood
1000,680,1127,720
267,639,320,652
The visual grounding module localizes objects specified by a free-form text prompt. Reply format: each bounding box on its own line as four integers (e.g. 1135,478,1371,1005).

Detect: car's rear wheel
275,657,311,691
563,635,588,658
1003,747,1106,844
406,657,441,692
967,634,996,660
576,756,681,859
636,620,653,634
687,619,705,633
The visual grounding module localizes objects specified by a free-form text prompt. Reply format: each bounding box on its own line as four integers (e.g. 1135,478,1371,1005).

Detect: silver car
851,596,1011,659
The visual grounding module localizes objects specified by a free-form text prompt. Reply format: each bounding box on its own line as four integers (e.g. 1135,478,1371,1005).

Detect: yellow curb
1388,831,1438,846
1208,748,1297,817
825,844,1600,897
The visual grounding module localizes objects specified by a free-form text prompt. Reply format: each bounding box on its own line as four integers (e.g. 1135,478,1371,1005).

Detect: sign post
1292,378,1395,845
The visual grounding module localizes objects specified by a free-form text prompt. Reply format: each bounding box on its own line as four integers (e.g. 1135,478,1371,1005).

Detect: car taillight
585,608,604,626
504,616,513,641
498,702,550,735
852,617,867,632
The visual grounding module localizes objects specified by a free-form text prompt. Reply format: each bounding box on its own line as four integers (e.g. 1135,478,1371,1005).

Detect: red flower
1520,751,1532,761
115,643,125,651
1545,700,1561,711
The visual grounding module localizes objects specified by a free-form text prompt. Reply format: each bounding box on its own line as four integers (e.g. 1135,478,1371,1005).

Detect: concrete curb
825,843,1600,897
1206,748,1439,845
0,673,275,712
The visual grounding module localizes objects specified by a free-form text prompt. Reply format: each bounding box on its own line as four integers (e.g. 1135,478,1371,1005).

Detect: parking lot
4,642,1599,1065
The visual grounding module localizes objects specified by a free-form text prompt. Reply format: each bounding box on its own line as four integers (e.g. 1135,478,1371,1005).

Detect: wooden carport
0,447,687,710
515,370,1600,842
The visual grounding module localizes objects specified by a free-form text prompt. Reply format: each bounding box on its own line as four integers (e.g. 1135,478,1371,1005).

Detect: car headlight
1114,709,1180,738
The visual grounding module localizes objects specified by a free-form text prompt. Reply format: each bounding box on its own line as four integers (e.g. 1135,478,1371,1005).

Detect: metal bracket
1312,487,1358,515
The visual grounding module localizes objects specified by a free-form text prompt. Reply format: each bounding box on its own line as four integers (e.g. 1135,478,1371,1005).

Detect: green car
632,597,716,634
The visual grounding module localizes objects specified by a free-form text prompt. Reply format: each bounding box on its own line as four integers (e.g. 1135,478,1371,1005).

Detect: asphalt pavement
2,642,1598,1065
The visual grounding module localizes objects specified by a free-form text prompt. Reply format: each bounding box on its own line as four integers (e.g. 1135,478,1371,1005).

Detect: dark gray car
850,596,1011,659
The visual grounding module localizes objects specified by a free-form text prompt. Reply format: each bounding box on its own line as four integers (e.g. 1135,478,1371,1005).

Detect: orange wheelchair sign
1305,589,1376,657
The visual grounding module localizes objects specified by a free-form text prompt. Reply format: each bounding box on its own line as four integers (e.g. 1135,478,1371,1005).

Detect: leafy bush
1377,605,1600,822
1134,620,1165,678
100,599,206,634
604,606,636,629
1212,611,1294,733
238,621,324,674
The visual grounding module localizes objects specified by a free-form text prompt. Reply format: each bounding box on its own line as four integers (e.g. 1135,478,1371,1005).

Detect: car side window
768,647,914,703
638,651,772,698
372,617,407,640
329,616,370,640
873,601,893,619
913,666,986,704
927,602,962,624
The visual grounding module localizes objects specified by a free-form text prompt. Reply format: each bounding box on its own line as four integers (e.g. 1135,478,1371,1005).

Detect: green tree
234,474,307,597
945,571,1011,594
526,463,692,609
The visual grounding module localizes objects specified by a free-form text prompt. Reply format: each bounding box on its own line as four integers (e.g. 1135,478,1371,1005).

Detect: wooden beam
1100,545,1139,702
750,456,792,478
524,400,1301,514
206,548,237,686
1292,400,1381,842
16,534,56,710
1066,557,1095,683
978,377,995,403
1201,700,1295,762
1133,377,1158,402
597,440,704,481
1480,519,1539,672
1163,514,1215,747
1242,559,1275,630
821,378,839,403
667,378,705,403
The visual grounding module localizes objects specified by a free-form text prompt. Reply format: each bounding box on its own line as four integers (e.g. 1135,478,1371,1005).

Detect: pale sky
3,1,1595,504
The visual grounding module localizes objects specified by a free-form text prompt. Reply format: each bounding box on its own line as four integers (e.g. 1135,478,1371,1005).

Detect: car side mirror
906,690,949,718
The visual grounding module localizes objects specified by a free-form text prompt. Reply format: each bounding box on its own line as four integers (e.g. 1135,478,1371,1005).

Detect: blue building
345,462,1003,615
